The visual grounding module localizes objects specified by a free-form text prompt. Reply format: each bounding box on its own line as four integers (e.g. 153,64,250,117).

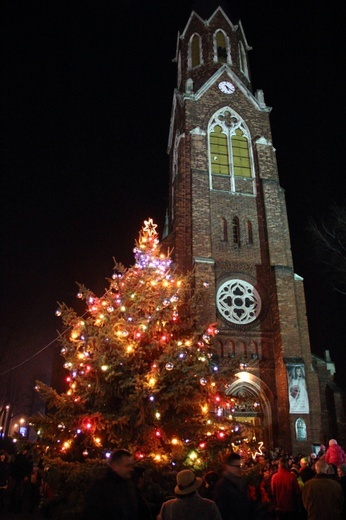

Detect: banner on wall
286,363,309,414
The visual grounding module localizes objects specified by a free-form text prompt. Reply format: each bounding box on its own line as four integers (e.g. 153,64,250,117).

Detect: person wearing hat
157,469,221,520
299,457,315,484
325,439,346,472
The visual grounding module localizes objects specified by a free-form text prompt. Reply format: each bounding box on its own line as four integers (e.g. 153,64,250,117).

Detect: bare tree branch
308,203,346,294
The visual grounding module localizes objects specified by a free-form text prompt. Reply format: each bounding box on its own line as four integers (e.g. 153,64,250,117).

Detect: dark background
2,0,346,417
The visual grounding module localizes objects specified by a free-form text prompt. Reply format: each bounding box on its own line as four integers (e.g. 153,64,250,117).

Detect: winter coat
302,474,344,520
325,444,346,467
158,493,222,520
271,467,301,513
211,473,252,520
83,467,138,520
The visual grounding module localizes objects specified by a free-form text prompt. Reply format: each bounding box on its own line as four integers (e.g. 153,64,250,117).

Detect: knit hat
329,439,338,446
174,469,203,495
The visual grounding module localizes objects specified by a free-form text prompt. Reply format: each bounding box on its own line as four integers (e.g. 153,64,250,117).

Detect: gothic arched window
232,216,240,246
208,108,255,194
214,30,231,65
221,217,228,241
247,220,253,244
231,129,251,178
210,125,229,175
295,418,307,441
239,41,249,78
189,34,202,68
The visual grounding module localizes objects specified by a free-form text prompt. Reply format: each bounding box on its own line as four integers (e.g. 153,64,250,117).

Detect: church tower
162,6,323,453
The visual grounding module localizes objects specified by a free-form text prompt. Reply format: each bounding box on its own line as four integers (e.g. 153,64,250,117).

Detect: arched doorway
225,371,273,448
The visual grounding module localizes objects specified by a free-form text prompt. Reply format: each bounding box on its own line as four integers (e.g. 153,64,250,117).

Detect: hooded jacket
325,443,346,467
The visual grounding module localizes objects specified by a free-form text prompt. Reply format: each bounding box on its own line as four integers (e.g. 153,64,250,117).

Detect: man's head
109,449,135,480
315,459,328,475
224,452,243,476
300,457,309,468
278,457,289,469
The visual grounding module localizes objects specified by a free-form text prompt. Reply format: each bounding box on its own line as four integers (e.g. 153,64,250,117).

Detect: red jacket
271,467,301,512
325,444,346,466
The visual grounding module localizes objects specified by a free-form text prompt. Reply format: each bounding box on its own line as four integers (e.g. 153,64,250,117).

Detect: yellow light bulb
201,404,208,414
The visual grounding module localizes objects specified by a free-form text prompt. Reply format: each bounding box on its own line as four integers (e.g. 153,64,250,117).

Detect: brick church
161,4,346,454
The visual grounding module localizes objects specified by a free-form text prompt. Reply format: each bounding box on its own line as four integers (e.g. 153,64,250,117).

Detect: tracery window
208,107,255,194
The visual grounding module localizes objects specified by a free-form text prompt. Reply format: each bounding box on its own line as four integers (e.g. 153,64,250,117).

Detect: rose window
216,279,261,324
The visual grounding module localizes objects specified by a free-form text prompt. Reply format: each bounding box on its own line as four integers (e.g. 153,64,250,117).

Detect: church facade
161,6,343,454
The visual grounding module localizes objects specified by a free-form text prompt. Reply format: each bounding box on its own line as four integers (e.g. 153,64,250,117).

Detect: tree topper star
143,218,158,237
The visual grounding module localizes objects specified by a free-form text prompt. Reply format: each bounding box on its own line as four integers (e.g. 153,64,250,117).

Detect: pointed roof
178,4,251,51
190,0,235,22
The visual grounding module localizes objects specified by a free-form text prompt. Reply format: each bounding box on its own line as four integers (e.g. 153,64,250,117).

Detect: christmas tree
33,219,259,467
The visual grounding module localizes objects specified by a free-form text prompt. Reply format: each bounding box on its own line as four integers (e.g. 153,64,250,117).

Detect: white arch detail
226,371,273,447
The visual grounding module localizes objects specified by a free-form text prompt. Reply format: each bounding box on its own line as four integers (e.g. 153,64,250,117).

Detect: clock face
216,279,261,325
218,81,235,94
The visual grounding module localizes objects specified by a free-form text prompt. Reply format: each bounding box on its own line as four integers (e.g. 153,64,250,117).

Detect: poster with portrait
286,364,309,414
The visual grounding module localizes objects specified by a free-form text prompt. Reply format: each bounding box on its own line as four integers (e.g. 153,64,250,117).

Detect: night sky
2,0,346,413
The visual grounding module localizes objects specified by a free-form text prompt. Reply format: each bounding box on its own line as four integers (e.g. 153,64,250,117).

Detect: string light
31,218,263,466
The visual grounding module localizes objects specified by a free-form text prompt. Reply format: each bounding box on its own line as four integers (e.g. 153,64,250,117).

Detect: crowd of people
83,439,346,520
0,439,346,519
0,445,41,516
